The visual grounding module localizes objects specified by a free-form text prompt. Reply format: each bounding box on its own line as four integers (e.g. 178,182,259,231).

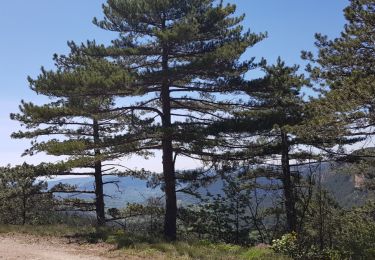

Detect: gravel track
0,233,111,260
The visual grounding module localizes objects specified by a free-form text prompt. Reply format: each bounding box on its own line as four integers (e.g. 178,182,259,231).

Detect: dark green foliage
11,55,136,162
108,197,164,235
78,0,266,240
293,193,375,259
302,0,375,159
294,2,375,255
10,54,142,226
304,0,375,105
332,202,375,259
180,176,255,245
297,188,341,259
270,187,375,259
0,164,56,225
209,59,320,234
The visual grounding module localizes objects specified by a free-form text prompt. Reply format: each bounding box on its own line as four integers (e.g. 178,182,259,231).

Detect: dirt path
0,233,112,260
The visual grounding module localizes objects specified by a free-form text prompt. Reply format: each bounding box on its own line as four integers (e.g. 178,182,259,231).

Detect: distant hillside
48,176,161,208
319,164,368,207
48,163,369,209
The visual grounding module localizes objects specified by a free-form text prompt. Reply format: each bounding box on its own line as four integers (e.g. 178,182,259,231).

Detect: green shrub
271,232,298,257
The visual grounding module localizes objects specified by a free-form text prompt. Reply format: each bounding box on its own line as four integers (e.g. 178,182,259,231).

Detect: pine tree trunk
93,119,106,226
236,201,239,244
281,131,297,232
161,19,177,240
21,189,27,225
318,175,325,250
162,136,177,240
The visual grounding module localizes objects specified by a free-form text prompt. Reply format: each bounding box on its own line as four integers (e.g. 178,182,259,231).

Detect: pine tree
11,54,139,226
76,0,266,240
209,59,326,233
302,0,375,147
302,0,375,185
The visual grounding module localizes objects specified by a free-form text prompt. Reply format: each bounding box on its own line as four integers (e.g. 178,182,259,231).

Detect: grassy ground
0,225,289,260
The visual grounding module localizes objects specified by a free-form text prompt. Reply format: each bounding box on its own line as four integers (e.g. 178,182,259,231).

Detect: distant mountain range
48,176,162,208
47,163,369,209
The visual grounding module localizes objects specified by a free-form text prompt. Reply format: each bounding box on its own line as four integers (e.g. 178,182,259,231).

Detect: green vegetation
0,224,95,238
10,55,139,226
1,0,375,259
0,164,56,225
111,241,287,260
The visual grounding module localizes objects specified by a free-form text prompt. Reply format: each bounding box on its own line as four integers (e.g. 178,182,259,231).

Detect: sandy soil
0,233,112,260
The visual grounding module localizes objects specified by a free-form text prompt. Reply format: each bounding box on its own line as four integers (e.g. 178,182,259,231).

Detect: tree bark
21,189,27,225
161,17,177,241
281,131,297,232
318,173,325,250
93,119,106,226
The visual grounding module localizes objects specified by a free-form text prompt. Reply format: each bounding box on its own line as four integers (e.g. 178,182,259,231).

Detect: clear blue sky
0,0,349,169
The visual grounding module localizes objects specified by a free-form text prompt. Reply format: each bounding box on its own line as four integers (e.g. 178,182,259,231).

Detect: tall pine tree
11,54,140,226
74,0,266,240
209,59,328,233
302,0,375,144
302,0,375,184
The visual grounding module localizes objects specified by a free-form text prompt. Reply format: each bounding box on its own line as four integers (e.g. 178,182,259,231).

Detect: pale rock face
354,174,365,189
